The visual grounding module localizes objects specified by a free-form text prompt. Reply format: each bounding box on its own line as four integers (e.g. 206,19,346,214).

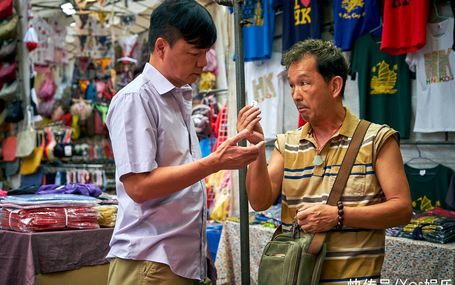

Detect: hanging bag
16,106,36,158
258,120,370,285
37,71,56,101
20,131,45,175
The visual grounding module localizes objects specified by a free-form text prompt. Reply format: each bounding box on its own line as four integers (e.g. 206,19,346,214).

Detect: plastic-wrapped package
0,206,99,232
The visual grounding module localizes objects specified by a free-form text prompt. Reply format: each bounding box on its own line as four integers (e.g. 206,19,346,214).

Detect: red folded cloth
1,206,99,232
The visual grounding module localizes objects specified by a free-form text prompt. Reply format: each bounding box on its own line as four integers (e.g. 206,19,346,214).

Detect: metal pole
232,1,250,285
214,0,250,284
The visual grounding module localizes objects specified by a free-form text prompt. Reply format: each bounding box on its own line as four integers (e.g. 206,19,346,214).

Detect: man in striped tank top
237,39,412,284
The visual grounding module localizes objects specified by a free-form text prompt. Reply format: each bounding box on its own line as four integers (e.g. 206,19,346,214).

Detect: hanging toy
24,26,39,52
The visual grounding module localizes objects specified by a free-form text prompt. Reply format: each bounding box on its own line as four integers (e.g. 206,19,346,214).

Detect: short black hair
148,0,217,51
283,39,348,97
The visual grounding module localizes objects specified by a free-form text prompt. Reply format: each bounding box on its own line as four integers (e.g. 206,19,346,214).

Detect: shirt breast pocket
329,164,367,196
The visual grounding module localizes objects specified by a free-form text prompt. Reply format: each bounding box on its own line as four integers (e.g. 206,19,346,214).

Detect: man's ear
330,76,343,99
154,37,167,59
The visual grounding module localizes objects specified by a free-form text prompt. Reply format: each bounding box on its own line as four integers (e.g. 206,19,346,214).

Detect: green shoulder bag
258,224,327,285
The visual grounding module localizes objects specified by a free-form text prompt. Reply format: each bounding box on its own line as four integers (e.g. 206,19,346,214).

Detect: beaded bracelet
336,201,344,229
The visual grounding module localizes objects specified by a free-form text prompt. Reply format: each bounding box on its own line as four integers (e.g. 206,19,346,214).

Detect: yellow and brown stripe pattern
275,109,397,284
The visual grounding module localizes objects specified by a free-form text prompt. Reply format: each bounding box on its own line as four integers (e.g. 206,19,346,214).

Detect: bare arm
297,137,413,232
343,137,413,228
122,130,264,203
236,105,283,210
246,148,284,211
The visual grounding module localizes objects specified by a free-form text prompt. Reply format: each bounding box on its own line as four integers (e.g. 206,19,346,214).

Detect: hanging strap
307,119,370,255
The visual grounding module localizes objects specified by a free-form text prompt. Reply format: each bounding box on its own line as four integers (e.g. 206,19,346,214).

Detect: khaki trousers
107,258,208,285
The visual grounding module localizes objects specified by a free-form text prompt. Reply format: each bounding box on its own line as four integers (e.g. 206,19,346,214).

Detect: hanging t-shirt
380,0,429,55
272,0,320,56
405,164,454,212
243,0,275,62
351,33,412,139
333,0,381,51
245,52,283,141
406,18,455,133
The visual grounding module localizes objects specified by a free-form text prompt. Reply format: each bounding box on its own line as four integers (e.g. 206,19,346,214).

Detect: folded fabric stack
0,193,100,232
38,183,102,197
401,215,455,244
95,205,117,227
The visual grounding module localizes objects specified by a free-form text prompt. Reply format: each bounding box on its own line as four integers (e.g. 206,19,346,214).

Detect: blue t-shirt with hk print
273,0,321,55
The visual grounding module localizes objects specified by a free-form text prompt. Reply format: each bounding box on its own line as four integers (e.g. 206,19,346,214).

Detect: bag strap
307,119,370,255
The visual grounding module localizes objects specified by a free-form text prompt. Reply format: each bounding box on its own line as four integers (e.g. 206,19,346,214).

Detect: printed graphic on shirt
294,0,312,25
339,0,366,19
424,49,454,85
252,72,276,103
413,195,442,212
245,53,282,141
243,0,264,27
370,60,398,94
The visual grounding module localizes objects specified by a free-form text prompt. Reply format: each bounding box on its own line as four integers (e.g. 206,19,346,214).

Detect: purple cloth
38,184,102,197
0,228,113,285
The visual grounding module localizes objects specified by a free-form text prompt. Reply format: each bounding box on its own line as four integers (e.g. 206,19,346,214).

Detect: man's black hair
148,0,217,51
283,39,349,97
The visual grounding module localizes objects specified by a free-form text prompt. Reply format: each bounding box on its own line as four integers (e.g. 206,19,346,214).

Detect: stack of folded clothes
0,193,101,232
399,208,455,244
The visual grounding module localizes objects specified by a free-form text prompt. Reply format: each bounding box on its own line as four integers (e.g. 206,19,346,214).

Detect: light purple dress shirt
106,63,207,280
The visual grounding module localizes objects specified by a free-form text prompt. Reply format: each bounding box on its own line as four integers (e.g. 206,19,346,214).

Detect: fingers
224,129,249,146
255,141,265,149
247,117,262,132
237,106,261,131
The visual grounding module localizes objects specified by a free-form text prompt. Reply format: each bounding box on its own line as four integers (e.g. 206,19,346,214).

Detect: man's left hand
295,203,338,233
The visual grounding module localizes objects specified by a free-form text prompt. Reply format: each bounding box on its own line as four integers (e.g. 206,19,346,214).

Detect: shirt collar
299,108,359,142
143,63,193,100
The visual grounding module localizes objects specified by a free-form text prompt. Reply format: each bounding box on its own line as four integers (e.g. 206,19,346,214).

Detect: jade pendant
313,154,323,166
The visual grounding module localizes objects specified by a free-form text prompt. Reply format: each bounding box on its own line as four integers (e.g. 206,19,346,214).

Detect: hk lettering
294,0,311,25
252,73,276,103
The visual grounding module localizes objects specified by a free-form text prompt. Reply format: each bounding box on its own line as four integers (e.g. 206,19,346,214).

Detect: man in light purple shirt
105,1,263,284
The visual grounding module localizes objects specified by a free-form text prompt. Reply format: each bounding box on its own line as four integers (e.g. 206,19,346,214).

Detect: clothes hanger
405,145,439,175
369,17,383,35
